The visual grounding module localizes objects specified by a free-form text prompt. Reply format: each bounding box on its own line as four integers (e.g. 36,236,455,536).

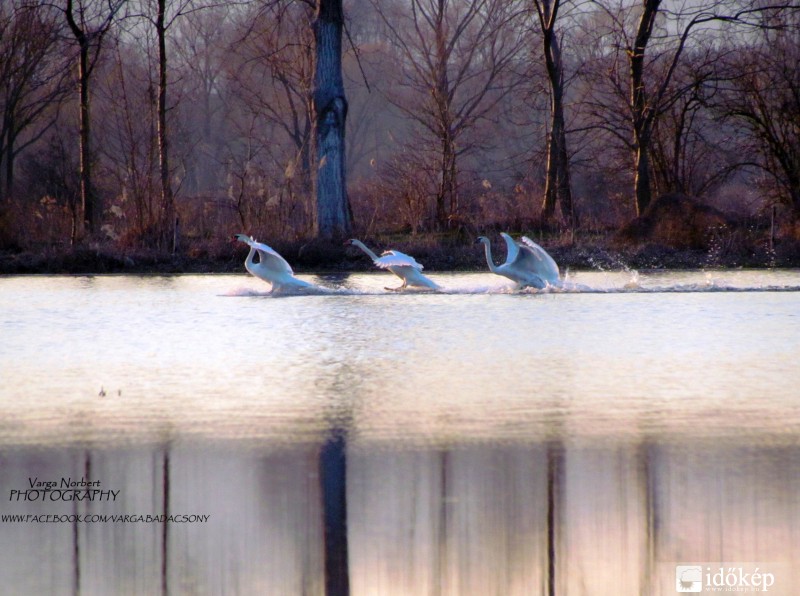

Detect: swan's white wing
403,267,440,289
253,245,294,275
375,250,424,270
238,235,294,275
519,236,559,281
513,244,550,274
500,233,520,267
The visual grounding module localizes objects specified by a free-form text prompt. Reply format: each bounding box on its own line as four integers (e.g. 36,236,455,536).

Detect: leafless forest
0,0,798,269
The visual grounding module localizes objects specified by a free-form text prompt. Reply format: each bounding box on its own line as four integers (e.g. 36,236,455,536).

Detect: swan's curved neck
482,240,499,273
245,246,257,269
351,239,381,262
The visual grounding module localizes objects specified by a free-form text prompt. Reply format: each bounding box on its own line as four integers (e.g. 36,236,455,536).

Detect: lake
1,270,798,595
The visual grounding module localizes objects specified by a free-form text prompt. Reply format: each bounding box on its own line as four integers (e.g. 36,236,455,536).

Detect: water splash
223,273,800,297
622,270,641,290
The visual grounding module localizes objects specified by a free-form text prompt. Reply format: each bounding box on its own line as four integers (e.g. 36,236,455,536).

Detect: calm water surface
1,270,799,595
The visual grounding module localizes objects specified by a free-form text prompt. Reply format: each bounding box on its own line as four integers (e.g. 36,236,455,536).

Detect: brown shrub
616,193,736,250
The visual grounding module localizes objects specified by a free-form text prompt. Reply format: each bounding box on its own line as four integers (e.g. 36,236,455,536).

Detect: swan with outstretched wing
519,235,560,285
477,232,560,289
348,239,440,291
234,234,319,294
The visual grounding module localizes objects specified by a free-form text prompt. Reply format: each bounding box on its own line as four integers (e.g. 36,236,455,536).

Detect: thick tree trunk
634,137,652,216
78,42,95,238
4,126,14,200
313,0,352,239
436,134,457,229
537,0,575,231
542,121,559,222
629,0,660,217
542,86,574,227
65,0,106,242
157,0,175,252
433,0,457,231
555,124,574,227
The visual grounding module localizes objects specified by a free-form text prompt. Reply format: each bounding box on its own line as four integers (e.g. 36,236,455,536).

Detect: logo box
676,565,703,592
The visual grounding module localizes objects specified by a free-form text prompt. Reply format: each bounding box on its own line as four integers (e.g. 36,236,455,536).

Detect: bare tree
173,5,231,196
123,0,206,250
373,0,527,230
228,1,316,233
625,0,659,215
94,35,159,241
0,3,68,208
61,0,125,241
154,0,175,250
714,12,800,222
648,50,740,198
583,0,797,216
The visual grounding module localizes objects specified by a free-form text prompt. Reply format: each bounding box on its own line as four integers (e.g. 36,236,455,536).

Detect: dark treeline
0,0,798,262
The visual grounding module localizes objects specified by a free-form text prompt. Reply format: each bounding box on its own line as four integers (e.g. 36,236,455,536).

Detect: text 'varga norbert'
8,477,119,502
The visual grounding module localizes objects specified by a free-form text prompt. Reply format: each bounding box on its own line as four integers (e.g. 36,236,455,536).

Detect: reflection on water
2,441,797,595
0,272,799,594
0,446,324,595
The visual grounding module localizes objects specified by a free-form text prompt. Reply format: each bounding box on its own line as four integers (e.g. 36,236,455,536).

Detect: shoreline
1,239,798,275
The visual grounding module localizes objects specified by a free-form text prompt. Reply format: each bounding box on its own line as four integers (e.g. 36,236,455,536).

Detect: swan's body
477,233,560,289
348,239,440,291
235,234,318,294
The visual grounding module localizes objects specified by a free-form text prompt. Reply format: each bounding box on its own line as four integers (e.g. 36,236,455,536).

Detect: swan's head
234,233,250,243
345,239,357,246
476,236,490,245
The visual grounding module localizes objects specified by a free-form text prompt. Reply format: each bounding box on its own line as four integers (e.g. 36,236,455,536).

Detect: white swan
234,234,318,294
477,232,560,289
347,239,440,291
